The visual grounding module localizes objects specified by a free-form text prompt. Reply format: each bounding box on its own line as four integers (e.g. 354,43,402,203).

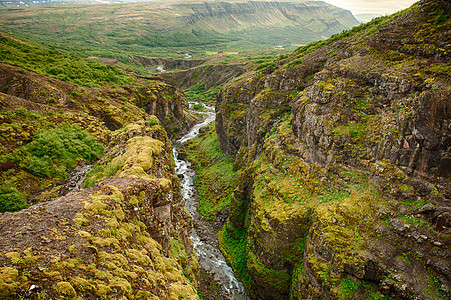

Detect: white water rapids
173,102,250,300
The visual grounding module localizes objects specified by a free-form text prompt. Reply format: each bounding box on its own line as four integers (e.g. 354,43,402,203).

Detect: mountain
214,0,450,298
0,0,359,63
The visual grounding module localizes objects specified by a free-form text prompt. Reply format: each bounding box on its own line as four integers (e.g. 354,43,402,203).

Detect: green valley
0,0,359,74
0,0,450,299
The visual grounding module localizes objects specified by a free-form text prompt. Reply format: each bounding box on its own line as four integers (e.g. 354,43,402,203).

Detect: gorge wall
0,31,201,298
0,119,199,299
216,0,450,299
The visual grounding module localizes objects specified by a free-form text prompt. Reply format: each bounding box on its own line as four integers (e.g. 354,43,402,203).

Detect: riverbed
173,102,249,300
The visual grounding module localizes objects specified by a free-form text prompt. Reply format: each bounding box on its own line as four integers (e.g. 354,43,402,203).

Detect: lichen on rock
0,119,199,299
216,1,450,299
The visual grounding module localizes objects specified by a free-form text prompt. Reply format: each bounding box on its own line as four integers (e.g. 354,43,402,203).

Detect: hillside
0,30,195,207
0,0,449,299
0,0,359,71
0,27,204,298
212,0,450,298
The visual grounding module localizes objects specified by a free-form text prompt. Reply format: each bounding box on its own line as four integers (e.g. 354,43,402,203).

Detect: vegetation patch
183,122,237,220
20,124,104,178
218,220,251,287
0,33,135,87
184,83,223,105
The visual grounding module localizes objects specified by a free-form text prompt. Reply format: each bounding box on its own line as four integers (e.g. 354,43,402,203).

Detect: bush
20,124,104,178
0,185,27,213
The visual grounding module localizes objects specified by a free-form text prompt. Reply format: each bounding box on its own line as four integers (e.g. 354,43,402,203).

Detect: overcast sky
320,0,418,15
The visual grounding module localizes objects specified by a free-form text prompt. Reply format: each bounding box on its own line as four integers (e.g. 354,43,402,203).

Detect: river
173,102,250,300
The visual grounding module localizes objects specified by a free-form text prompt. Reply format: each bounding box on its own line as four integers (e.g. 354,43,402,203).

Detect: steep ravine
215,0,450,299
173,102,250,300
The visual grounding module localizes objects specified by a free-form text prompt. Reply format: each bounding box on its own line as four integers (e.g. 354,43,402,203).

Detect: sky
320,0,418,15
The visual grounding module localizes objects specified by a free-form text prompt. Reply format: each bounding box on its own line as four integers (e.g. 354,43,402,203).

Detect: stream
173,102,250,300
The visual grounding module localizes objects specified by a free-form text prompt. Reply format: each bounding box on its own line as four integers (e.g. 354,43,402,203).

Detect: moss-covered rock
0,120,199,299
216,1,450,299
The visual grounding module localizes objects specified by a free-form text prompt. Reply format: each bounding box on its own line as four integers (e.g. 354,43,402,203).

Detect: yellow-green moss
109,277,132,296
135,290,159,300
125,249,152,266
0,267,19,297
95,282,112,298
55,281,77,299
70,277,92,292
169,283,198,300
4,252,22,264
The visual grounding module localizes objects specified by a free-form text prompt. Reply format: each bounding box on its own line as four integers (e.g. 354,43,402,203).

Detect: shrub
20,124,104,178
0,185,27,213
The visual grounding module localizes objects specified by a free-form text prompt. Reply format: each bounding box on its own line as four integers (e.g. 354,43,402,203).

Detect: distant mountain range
0,0,360,60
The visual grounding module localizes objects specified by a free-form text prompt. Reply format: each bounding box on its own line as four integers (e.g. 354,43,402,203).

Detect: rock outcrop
0,119,199,299
216,0,450,299
156,61,249,91
0,62,192,136
0,58,195,203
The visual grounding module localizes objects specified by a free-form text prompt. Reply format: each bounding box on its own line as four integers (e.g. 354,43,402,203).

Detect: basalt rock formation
0,119,199,299
0,30,201,299
216,0,450,299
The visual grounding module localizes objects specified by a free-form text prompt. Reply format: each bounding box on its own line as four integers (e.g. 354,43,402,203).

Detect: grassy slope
182,122,237,220
0,31,187,211
0,0,358,72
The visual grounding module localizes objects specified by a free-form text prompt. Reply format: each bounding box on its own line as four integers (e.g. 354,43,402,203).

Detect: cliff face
216,0,450,299
176,1,358,35
0,62,191,136
0,29,201,299
0,58,195,203
0,119,199,299
156,62,249,91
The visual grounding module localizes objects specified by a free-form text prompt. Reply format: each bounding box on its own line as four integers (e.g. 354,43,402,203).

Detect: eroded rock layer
216,0,450,299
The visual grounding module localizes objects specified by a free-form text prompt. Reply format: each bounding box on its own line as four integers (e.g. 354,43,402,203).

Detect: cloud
321,0,417,15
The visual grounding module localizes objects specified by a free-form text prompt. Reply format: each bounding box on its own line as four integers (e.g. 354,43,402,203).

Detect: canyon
0,0,449,299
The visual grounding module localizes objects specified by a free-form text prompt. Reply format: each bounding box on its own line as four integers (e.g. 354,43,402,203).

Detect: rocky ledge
0,119,199,299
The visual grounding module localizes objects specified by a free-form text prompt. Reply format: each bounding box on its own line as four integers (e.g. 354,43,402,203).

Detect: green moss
339,278,360,299
184,122,237,220
247,250,291,294
135,290,159,300
70,277,92,292
84,121,166,187
170,238,188,268
218,220,251,286
95,283,113,298
109,277,132,296
184,83,223,105
55,282,77,299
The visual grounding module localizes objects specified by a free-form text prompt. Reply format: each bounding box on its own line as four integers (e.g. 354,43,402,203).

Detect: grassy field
0,0,358,74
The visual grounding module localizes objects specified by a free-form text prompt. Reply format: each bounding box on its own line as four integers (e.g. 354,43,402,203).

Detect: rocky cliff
0,119,199,299
0,51,194,203
156,62,249,91
216,0,450,299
